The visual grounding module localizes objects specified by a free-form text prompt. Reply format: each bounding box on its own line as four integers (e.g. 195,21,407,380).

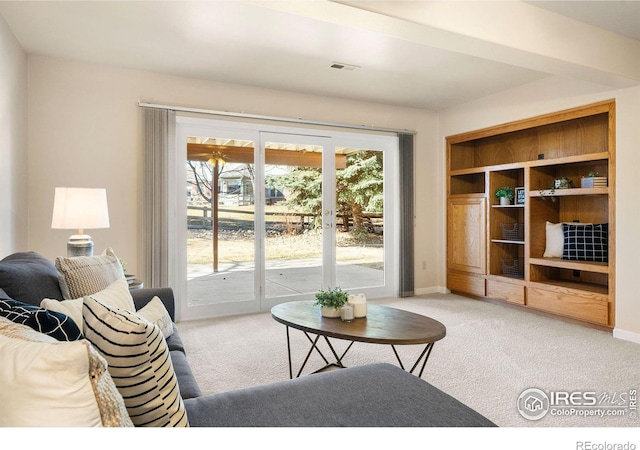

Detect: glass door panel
186,136,256,306
335,147,385,290
262,137,328,298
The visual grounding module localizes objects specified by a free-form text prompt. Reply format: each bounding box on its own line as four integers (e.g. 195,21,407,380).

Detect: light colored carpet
177,293,640,427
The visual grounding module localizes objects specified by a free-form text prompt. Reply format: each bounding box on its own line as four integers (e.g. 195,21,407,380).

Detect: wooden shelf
529,187,608,197
446,99,615,328
529,257,609,274
448,193,486,199
449,152,610,175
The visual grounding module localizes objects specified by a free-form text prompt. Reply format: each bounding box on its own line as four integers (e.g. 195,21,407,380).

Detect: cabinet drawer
448,271,485,297
487,279,525,305
527,286,609,326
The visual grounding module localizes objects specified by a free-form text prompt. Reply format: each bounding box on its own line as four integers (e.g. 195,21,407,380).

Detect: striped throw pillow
82,296,189,427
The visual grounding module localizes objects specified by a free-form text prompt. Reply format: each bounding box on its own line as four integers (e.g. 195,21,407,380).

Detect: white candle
348,294,367,318
341,304,354,322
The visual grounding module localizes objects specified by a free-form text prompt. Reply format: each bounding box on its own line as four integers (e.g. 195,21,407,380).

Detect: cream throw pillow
137,296,174,339
83,296,188,427
543,221,564,258
42,279,135,328
0,316,132,427
56,248,125,299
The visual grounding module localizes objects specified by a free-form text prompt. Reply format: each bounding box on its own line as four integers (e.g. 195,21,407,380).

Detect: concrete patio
187,260,384,305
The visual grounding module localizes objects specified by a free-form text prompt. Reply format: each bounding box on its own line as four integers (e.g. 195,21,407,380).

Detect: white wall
439,76,640,341
26,56,440,291
0,14,27,255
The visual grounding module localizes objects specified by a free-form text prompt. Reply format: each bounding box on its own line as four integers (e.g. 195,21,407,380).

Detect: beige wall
0,14,27,255
26,56,440,291
18,55,640,340
439,76,640,341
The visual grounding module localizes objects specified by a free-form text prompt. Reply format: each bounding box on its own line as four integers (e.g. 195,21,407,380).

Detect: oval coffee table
271,300,446,379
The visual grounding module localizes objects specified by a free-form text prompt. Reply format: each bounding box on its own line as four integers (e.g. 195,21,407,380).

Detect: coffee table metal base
284,326,436,379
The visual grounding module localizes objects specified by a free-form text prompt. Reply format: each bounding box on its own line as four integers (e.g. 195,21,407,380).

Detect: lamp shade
51,187,110,230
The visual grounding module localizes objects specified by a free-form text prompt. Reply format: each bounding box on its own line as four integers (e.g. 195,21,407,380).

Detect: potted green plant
495,186,515,206
581,170,607,188
314,287,349,318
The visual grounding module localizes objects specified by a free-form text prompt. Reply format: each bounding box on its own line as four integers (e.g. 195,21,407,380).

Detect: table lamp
51,187,110,257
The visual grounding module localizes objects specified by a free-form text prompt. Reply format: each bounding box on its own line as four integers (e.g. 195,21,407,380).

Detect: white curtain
142,108,175,287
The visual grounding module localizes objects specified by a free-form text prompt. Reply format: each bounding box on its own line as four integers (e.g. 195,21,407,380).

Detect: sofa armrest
130,287,176,321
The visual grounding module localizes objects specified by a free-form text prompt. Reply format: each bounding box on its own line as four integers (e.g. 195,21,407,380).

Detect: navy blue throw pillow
561,223,608,262
0,297,82,341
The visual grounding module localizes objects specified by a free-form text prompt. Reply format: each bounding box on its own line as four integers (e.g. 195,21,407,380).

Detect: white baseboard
414,286,449,296
613,328,640,345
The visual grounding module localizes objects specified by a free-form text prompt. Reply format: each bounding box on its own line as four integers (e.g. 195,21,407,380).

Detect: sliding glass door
176,118,397,320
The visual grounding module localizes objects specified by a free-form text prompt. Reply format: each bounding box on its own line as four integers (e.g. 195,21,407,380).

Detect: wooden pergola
187,141,347,272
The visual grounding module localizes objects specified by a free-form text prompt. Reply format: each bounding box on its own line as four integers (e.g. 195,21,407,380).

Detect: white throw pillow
82,296,188,427
543,221,564,258
0,316,132,427
42,279,135,327
56,247,125,299
40,297,83,330
137,296,174,339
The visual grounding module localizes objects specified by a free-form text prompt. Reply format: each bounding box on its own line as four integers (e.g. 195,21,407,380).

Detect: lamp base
67,234,94,257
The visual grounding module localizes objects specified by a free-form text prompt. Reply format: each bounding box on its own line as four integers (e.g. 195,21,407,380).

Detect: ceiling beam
256,1,640,88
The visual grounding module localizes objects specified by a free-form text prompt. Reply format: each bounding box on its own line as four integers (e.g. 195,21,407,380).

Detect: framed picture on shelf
516,187,525,205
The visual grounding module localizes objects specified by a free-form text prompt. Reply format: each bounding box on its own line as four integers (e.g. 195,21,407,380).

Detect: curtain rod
138,101,417,135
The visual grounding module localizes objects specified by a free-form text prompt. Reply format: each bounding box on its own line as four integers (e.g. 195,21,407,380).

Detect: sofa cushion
183,363,496,427
0,316,132,427
170,350,202,399
0,297,82,341
165,324,185,353
56,247,125,299
0,252,64,305
82,295,189,427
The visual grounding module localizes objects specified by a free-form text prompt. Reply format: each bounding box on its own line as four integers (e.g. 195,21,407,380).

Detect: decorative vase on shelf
320,306,342,318
499,197,511,206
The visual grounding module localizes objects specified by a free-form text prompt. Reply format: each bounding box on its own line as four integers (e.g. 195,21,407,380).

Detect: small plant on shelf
539,177,574,201
581,171,607,188
495,186,515,205
314,287,349,318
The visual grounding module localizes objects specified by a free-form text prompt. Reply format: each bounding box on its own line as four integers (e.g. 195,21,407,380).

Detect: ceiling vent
330,62,360,71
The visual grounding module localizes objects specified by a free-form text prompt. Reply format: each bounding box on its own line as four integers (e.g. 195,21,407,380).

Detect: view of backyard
185,138,386,306
187,205,383,268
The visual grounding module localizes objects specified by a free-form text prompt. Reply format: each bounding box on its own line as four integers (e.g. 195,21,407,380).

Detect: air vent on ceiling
330,62,360,71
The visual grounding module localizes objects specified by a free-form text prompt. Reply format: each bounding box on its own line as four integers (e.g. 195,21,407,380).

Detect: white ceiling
1,1,639,111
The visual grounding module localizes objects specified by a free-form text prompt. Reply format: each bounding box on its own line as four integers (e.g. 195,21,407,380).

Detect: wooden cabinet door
447,197,486,274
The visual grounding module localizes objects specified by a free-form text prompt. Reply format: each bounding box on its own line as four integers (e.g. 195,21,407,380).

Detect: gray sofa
0,251,495,427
